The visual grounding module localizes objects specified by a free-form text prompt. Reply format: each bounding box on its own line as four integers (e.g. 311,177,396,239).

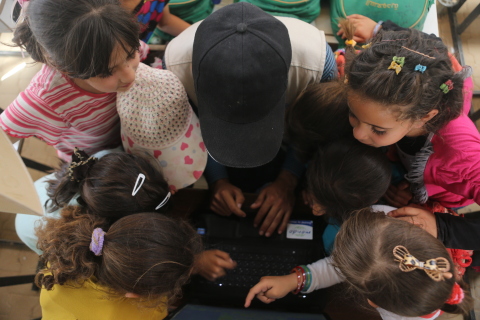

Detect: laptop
166,303,329,320
187,202,328,314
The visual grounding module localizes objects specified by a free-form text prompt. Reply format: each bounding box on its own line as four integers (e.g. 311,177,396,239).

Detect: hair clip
440,80,454,94
345,39,357,47
393,246,452,281
132,173,146,196
414,64,427,73
67,147,97,182
89,228,106,256
361,43,372,49
401,46,436,59
155,192,171,210
388,56,405,75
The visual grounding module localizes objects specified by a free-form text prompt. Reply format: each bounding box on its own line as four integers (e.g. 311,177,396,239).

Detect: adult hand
337,14,378,43
244,273,298,308
384,180,413,207
388,205,438,238
193,249,237,281
251,170,297,237
209,179,246,217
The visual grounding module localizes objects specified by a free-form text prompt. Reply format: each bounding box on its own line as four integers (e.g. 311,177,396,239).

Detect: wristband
373,20,384,37
300,265,312,293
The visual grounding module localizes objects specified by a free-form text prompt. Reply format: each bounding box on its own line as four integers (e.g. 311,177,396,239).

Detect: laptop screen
169,304,328,320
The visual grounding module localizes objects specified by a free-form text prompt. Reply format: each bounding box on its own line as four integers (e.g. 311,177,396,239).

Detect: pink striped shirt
0,65,121,161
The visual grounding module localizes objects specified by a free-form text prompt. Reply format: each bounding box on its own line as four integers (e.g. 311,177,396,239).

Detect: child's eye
371,127,386,135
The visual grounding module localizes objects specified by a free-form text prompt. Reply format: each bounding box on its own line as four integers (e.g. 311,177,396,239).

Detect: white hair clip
132,173,146,196
155,192,171,210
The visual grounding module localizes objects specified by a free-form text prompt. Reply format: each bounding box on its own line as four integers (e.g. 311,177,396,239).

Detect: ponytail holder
440,80,454,94
414,64,427,73
388,56,405,75
89,228,106,256
345,39,357,47
445,283,464,305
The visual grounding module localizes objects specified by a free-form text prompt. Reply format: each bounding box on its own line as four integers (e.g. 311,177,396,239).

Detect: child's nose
352,124,369,142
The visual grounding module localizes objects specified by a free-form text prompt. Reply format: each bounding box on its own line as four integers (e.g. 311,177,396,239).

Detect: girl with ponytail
36,206,202,319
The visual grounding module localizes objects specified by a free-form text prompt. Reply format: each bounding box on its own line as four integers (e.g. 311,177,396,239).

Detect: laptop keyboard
202,242,310,288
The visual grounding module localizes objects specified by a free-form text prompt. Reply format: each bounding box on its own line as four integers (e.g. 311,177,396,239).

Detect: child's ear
367,299,378,308
125,292,140,298
413,109,439,128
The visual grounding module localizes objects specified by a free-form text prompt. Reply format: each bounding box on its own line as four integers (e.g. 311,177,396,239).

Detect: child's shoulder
27,64,71,95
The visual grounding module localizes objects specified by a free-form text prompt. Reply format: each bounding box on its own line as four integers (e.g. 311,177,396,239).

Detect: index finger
245,283,269,308
225,190,246,217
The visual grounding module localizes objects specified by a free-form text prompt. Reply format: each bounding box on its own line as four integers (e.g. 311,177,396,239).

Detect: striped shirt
0,65,121,161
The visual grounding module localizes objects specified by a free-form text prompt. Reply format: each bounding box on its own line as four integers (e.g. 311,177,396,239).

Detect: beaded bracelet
291,266,306,294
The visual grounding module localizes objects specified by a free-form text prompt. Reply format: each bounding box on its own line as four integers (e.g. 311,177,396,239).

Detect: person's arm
320,43,337,82
389,206,480,250
436,212,480,250
157,5,190,37
302,256,344,293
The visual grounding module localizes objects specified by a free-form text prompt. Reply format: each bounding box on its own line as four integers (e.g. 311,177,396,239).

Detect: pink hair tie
445,283,464,305
89,228,106,256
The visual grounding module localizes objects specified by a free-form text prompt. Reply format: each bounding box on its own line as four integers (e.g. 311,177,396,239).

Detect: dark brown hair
307,138,391,223
333,209,473,317
286,81,352,162
36,206,202,305
47,152,170,220
344,22,464,133
13,0,140,79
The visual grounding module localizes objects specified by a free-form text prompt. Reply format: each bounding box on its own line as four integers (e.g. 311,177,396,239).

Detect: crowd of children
2,0,480,318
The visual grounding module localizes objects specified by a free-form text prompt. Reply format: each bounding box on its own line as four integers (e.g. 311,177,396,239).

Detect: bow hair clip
393,245,452,282
388,56,405,75
440,80,454,94
414,64,427,73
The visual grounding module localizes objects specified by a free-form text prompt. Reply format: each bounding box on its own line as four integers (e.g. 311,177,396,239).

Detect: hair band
440,80,454,94
445,283,464,305
393,245,452,281
67,147,97,182
155,192,171,210
132,173,146,196
401,46,436,59
90,228,106,256
345,39,357,47
388,56,404,75
414,64,427,73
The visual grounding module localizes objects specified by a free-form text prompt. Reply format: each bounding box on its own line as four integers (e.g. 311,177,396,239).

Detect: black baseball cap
192,3,292,168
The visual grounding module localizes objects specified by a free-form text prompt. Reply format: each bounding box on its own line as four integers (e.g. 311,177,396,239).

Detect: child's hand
193,249,237,281
337,14,378,43
244,273,298,307
210,179,246,218
384,180,412,207
388,205,438,238
251,170,296,237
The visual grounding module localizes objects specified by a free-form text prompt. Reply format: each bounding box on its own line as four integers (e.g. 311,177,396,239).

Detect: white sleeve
302,256,345,293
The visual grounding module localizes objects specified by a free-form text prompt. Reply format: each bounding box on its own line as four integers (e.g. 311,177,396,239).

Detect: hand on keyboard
244,273,298,307
193,249,237,281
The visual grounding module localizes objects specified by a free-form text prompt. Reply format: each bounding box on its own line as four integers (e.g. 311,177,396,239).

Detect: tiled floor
0,1,479,319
